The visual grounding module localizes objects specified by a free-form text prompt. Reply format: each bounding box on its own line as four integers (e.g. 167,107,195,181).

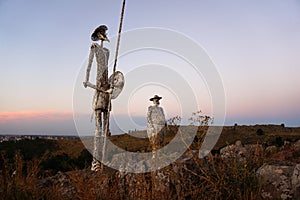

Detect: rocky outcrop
257,164,294,199
291,164,300,197
219,139,300,199
35,139,300,199
293,140,300,151
220,140,263,161
108,151,184,173
265,145,278,155
257,164,300,199
109,152,152,173
38,171,76,198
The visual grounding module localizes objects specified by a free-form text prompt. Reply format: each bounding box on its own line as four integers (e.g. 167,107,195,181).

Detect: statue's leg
101,111,109,169
151,128,157,170
103,111,110,136
151,132,158,198
91,110,102,171
151,125,165,171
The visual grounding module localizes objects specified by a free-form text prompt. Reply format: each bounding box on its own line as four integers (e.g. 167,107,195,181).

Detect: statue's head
91,25,110,42
150,95,162,105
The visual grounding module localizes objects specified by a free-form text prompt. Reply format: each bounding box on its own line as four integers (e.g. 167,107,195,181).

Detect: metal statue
83,25,112,172
147,95,166,152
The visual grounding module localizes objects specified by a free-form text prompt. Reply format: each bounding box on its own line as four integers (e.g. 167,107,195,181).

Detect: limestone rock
257,164,294,199
293,140,300,151
292,164,300,197
220,140,263,160
266,145,278,155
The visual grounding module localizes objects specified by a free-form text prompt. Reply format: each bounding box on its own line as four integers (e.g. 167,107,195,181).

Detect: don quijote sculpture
83,25,124,172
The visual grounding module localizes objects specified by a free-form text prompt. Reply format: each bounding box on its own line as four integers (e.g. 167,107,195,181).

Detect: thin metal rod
112,0,126,81
101,0,126,170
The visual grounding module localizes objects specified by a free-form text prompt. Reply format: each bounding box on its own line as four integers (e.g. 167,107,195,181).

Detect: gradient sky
0,0,300,135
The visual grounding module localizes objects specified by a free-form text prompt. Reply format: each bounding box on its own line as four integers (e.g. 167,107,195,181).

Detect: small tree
188,111,213,149
167,115,181,126
188,110,213,127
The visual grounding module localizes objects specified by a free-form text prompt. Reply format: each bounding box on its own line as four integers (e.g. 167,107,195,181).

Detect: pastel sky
0,0,300,135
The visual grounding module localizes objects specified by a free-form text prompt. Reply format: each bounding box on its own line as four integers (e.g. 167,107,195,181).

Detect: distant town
0,135,79,143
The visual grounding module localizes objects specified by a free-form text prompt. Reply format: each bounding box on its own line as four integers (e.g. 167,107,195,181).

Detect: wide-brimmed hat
150,95,162,101
91,25,109,41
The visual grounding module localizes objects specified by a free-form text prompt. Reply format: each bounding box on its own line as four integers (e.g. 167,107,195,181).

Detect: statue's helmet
91,25,109,42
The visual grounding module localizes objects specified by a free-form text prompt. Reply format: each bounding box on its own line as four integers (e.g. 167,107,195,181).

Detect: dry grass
55,139,86,157
0,138,266,199
0,152,64,199
213,125,300,151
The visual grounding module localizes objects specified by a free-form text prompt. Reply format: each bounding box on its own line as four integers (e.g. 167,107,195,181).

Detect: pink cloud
0,110,73,124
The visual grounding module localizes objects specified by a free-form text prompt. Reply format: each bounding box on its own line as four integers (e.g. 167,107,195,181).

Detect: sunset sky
0,0,300,135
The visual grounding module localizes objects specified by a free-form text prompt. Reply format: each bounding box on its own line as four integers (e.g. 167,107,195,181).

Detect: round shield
108,71,125,99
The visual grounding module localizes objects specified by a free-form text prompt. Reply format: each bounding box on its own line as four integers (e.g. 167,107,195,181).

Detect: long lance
101,0,126,169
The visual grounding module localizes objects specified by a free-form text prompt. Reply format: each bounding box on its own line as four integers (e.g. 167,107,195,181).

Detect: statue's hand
83,81,88,88
105,88,113,94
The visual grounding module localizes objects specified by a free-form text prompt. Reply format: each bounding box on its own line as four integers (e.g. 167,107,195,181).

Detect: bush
75,149,93,169
256,128,264,135
41,153,75,173
275,136,284,147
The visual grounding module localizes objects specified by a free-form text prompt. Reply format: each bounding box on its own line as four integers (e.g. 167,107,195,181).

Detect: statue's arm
147,107,153,128
85,82,110,93
161,107,167,126
84,81,97,90
83,44,95,88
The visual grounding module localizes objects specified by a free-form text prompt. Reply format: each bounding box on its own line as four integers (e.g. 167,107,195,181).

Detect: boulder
293,140,300,151
220,141,263,160
109,152,152,173
291,164,300,197
256,164,298,199
37,171,76,198
266,145,278,155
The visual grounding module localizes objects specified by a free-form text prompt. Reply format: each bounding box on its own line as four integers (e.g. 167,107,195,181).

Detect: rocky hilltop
1,124,300,199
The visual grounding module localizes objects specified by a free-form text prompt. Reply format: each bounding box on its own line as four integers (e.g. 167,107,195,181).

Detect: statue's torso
92,43,110,111
147,105,166,138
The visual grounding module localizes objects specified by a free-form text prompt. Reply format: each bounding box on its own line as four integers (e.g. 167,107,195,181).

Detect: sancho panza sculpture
147,95,167,151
